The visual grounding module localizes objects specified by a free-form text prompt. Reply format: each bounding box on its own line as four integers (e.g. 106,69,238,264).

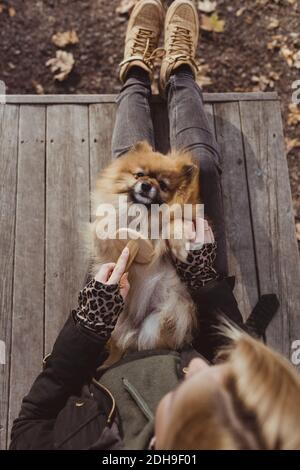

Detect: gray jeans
111,69,227,275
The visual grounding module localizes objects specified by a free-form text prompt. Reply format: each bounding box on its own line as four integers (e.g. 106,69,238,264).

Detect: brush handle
125,240,139,270
114,228,154,269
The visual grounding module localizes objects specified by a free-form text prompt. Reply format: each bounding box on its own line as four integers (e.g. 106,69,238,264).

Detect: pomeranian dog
89,141,199,356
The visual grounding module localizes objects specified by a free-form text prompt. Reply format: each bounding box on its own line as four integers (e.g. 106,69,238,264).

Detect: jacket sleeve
9,312,108,450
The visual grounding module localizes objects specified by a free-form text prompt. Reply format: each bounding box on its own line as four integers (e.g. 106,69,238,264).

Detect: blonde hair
163,330,300,450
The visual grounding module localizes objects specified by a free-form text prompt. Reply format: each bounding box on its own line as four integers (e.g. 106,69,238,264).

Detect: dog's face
101,141,199,206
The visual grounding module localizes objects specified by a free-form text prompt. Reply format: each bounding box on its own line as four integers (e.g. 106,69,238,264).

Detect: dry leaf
0,4,4,14
269,70,280,81
46,50,75,81
196,64,213,87
287,103,300,126
285,137,300,154
201,13,225,33
296,223,300,242
280,45,294,67
267,18,279,30
293,50,300,69
52,30,79,48
236,7,246,17
116,0,137,15
197,0,217,14
32,80,44,95
8,6,16,17
256,0,269,5
251,74,275,91
267,35,285,51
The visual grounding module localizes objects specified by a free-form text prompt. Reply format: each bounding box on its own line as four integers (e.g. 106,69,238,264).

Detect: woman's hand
74,248,131,339
169,217,219,290
180,217,215,248
95,247,130,300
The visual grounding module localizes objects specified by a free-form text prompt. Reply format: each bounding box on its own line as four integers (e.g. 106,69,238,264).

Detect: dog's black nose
141,181,152,192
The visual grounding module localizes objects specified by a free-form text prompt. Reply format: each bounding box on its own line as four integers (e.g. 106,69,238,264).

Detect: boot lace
120,28,165,70
169,26,193,57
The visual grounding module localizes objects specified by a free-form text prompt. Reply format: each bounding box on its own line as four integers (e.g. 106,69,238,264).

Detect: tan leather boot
160,0,199,91
119,0,165,83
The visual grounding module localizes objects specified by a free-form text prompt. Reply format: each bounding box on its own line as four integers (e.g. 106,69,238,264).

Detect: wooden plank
5,92,279,105
8,106,45,441
0,104,19,449
239,100,300,364
89,103,116,190
214,102,259,320
45,105,90,353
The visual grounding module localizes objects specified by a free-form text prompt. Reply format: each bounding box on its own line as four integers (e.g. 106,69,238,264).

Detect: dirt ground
0,0,299,243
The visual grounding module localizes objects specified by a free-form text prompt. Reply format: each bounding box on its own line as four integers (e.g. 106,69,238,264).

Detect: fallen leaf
196,64,213,87
267,17,279,30
236,7,246,17
251,74,275,91
296,223,300,242
8,6,16,17
280,45,294,67
0,4,4,14
197,0,217,14
287,103,300,126
116,0,137,15
285,137,300,154
32,80,44,95
269,70,280,80
267,34,285,51
256,0,269,5
293,50,300,69
46,50,75,81
201,13,225,33
52,30,79,48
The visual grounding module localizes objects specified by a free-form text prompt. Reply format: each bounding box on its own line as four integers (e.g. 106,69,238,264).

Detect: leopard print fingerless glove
73,278,125,340
173,242,219,291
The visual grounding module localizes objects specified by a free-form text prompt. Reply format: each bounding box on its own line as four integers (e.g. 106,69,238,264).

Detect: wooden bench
0,93,300,449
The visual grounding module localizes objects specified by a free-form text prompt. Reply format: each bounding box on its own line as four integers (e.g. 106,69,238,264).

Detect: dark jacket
9,277,278,450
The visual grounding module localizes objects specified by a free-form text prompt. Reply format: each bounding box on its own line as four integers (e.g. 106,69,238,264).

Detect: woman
10,0,300,450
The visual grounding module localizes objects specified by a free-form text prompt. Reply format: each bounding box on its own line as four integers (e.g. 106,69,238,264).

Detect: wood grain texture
8,106,46,441
240,100,300,363
1,95,299,449
0,104,19,449
45,105,90,353
89,103,116,191
5,92,279,105
214,102,259,319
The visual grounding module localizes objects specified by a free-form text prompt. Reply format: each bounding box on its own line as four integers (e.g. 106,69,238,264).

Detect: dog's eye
134,171,145,179
159,180,168,191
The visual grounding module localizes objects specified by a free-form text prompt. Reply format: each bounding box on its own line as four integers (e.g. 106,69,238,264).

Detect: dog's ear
182,163,198,178
179,163,198,184
131,141,153,153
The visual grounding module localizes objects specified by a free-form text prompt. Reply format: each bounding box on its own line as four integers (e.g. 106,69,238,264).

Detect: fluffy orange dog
89,141,199,354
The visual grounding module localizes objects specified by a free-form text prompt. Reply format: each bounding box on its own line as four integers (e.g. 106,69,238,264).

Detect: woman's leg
166,66,228,276
160,0,228,275
111,67,155,158
111,0,164,158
